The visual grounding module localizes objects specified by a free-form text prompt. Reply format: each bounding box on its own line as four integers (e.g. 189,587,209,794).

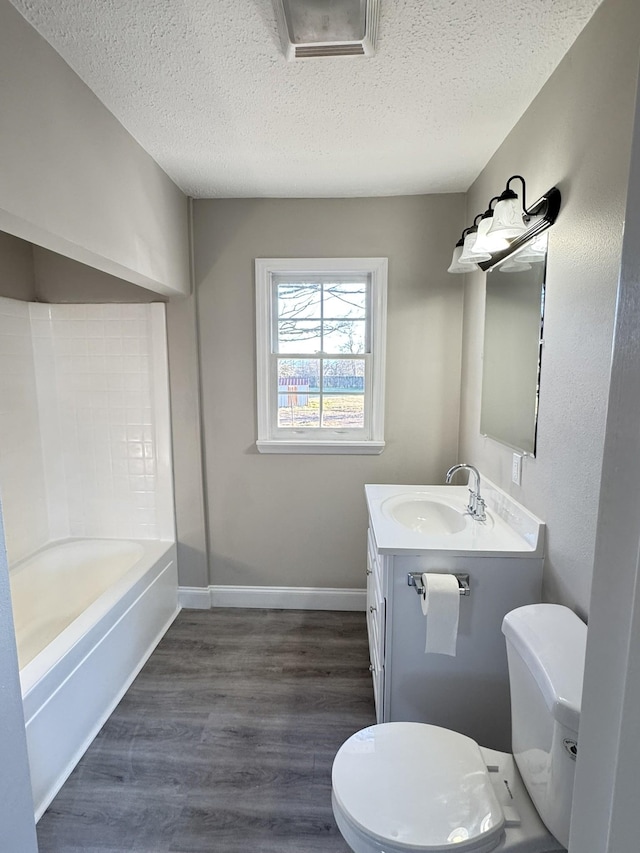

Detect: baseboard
179,584,366,611
178,586,212,609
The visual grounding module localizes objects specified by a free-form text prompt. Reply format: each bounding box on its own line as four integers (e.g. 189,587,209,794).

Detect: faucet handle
473,494,486,522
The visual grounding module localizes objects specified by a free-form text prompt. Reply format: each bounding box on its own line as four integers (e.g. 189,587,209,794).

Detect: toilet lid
332,722,505,853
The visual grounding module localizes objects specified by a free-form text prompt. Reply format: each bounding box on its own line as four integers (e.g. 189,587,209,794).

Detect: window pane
277,321,322,353
278,394,321,428
323,282,367,319
321,395,365,429
277,359,320,428
278,358,320,384
322,359,365,428
322,319,366,354
322,358,365,389
277,283,321,320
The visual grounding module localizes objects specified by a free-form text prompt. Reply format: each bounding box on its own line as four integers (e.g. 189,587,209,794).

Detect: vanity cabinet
365,482,545,753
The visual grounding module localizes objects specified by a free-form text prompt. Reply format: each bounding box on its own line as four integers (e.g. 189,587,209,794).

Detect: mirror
480,239,547,455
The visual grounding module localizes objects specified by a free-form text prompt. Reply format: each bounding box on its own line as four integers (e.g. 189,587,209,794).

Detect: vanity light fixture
273,0,380,60
447,178,561,274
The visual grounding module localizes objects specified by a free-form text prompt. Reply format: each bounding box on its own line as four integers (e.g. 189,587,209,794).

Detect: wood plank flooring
36,608,375,852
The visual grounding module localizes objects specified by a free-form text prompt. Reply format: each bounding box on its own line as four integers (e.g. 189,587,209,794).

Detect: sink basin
366,482,544,556
381,495,468,535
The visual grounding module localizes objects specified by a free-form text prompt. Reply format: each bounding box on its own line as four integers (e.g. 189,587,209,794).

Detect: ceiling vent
273,0,379,60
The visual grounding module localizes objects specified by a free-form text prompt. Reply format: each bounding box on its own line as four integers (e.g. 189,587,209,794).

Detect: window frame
255,257,388,455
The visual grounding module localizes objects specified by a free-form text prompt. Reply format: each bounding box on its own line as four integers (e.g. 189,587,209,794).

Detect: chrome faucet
445,464,486,521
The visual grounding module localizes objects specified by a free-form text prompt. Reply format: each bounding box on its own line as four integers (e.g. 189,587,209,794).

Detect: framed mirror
480,238,547,455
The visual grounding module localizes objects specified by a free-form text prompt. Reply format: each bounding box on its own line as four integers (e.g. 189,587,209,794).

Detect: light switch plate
511,453,523,485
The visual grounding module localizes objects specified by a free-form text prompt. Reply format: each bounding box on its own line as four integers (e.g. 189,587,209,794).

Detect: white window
255,258,387,454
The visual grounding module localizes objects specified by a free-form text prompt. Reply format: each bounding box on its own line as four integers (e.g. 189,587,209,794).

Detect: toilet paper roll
421,573,460,656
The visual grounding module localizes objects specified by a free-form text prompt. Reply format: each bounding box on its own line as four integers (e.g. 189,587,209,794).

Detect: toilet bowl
332,604,586,853
332,722,564,853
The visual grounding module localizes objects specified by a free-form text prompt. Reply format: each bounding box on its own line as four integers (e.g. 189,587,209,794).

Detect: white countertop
365,481,545,557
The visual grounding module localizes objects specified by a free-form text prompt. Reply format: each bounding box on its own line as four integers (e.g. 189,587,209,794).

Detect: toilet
332,604,586,853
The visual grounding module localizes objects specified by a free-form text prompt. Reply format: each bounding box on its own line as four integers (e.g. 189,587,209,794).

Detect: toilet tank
502,604,587,849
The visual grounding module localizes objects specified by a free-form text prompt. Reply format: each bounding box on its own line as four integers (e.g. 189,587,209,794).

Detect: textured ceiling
10,0,604,197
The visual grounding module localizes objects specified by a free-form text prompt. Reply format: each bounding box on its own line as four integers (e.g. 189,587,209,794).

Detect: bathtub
9,538,179,820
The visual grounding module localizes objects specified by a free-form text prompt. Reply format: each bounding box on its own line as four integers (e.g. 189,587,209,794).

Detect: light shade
487,196,527,240
447,245,471,273
512,229,548,262
473,215,510,254
459,230,491,264
499,258,532,273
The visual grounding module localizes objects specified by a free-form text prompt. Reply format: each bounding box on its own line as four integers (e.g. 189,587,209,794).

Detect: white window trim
255,257,387,455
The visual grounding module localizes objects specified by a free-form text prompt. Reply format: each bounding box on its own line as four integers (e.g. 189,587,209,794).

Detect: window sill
256,440,385,455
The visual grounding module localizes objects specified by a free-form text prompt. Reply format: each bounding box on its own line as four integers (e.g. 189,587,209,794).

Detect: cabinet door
370,567,385,722
366,536,376,652
366,529,386,721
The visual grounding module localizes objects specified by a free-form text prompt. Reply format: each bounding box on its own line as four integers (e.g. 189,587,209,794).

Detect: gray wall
194,195,465,589
0,237,159,303
33,248,160,303
458,0,640,618
165,290,209,589
0,233,36,300
0,0,189,297
0,239,168,308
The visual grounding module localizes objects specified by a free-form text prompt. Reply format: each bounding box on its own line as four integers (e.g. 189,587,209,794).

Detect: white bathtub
9,538,179,820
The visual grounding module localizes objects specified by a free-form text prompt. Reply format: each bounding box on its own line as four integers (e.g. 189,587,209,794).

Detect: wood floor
36,608,375,852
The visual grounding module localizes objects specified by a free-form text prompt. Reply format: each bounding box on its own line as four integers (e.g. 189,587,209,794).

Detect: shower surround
0,296,178,818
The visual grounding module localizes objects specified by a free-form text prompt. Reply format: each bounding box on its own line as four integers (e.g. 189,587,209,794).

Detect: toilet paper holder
407,572,470,597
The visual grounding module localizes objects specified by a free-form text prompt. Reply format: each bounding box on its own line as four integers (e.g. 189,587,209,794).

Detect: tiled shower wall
0,298,173,564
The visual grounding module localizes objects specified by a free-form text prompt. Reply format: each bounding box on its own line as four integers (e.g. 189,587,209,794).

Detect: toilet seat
332,722,505,853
